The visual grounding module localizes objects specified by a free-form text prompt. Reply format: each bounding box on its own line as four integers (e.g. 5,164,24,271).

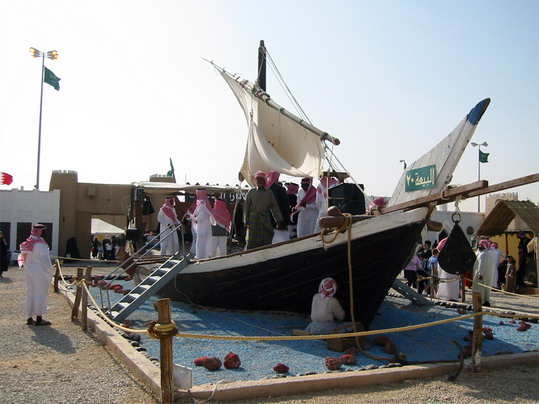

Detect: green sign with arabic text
405,165,437,192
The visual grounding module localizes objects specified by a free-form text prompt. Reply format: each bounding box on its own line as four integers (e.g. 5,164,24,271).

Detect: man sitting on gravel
305,277,346,335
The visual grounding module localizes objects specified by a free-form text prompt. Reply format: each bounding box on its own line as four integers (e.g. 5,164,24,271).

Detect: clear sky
1,0,538,212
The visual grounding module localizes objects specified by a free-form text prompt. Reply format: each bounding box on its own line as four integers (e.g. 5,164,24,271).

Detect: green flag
167,158,175,177
479,150,489,163
44,66,60,90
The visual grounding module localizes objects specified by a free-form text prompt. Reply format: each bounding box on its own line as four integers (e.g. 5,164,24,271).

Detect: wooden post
471,291,483,373
53,261,60,293
71,267,84,321
460,274,466,303
81,266,92,331
156,298,174,404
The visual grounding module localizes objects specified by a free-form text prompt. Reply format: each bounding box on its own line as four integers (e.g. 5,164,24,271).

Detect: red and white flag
0,172,13,185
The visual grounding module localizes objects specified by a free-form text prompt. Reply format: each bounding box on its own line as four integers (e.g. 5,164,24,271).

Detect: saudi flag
167,158,176,181
44,67,61,90
479,150,489,163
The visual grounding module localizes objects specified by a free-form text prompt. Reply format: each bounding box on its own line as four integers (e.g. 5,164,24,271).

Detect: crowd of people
90,235,123,261
403,232,535,306
152,171,345,259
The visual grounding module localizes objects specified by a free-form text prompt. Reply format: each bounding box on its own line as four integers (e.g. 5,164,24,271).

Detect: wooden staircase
107,255,190,322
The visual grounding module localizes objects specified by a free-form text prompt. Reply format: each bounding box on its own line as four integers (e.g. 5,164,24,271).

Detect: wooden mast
256,40,267,91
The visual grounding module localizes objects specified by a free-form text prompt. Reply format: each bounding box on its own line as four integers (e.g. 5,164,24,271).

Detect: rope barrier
169,311,538,342
467,277,539,299
417,274,461,284
77,281,148,334
415,273,538,297
70,275,539,343
60,252,538,344
52,255,120,263
55,259,78,286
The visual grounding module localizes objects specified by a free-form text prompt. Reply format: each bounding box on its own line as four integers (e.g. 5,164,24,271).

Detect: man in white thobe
18,224,53,326
314,176,338,233
473,239,497,306
193,189,215,259
157,196,181,256
294,177,318,237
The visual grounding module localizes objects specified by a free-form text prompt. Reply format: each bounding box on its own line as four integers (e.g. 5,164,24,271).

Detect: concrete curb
57,285,538,402
179,351,538,401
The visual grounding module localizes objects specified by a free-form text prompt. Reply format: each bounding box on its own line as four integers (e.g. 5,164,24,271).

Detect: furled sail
218,67,327,186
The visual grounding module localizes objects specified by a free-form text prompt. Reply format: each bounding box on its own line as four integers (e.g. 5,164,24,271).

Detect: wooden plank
466,173,539,197
383,181,489,214
383,173,539,214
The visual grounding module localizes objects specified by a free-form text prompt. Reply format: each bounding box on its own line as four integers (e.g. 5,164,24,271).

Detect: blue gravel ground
88,279,539,387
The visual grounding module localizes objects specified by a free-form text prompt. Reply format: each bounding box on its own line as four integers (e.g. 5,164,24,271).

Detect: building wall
0,188,60,258
426,210,485,247
49,170,132,258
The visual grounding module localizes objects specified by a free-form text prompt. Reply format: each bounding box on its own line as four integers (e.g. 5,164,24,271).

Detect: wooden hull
158,207,429,329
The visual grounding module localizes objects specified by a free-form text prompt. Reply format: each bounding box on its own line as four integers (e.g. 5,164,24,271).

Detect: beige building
49,170,132,258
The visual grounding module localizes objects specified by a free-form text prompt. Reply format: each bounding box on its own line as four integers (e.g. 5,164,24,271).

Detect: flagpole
477,146,481,212
30,47,58,190
471,141,488,212
36,53,45,190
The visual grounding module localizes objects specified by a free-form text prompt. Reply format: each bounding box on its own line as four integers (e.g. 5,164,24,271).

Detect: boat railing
97,223,184,309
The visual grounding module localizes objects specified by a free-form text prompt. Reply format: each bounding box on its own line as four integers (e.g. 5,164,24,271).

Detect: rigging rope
265,50,312,124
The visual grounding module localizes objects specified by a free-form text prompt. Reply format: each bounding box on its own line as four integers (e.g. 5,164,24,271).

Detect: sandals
34,318,52,326
26,317,52,326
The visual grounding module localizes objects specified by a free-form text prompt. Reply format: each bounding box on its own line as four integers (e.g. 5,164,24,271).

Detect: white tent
91,218,124,236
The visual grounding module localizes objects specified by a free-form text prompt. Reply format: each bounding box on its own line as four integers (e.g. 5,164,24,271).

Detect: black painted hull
159,208,428,328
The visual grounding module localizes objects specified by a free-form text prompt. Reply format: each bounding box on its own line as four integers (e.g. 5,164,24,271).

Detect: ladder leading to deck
107,256,190,322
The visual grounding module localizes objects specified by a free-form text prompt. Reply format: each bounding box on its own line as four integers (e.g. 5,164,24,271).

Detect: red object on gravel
194,356,210,366
203,357,222,371
325,357,343,370
273,363,289,373
339,354,357,365
224,352,241,369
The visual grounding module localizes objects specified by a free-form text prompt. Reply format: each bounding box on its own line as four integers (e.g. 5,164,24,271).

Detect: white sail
219,70,325,185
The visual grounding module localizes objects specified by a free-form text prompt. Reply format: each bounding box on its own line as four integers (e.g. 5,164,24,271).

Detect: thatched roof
476,200,538,236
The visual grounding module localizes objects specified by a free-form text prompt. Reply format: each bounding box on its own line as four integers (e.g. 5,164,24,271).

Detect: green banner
44,66,61,91
479,150,489,163
405,165,437,192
